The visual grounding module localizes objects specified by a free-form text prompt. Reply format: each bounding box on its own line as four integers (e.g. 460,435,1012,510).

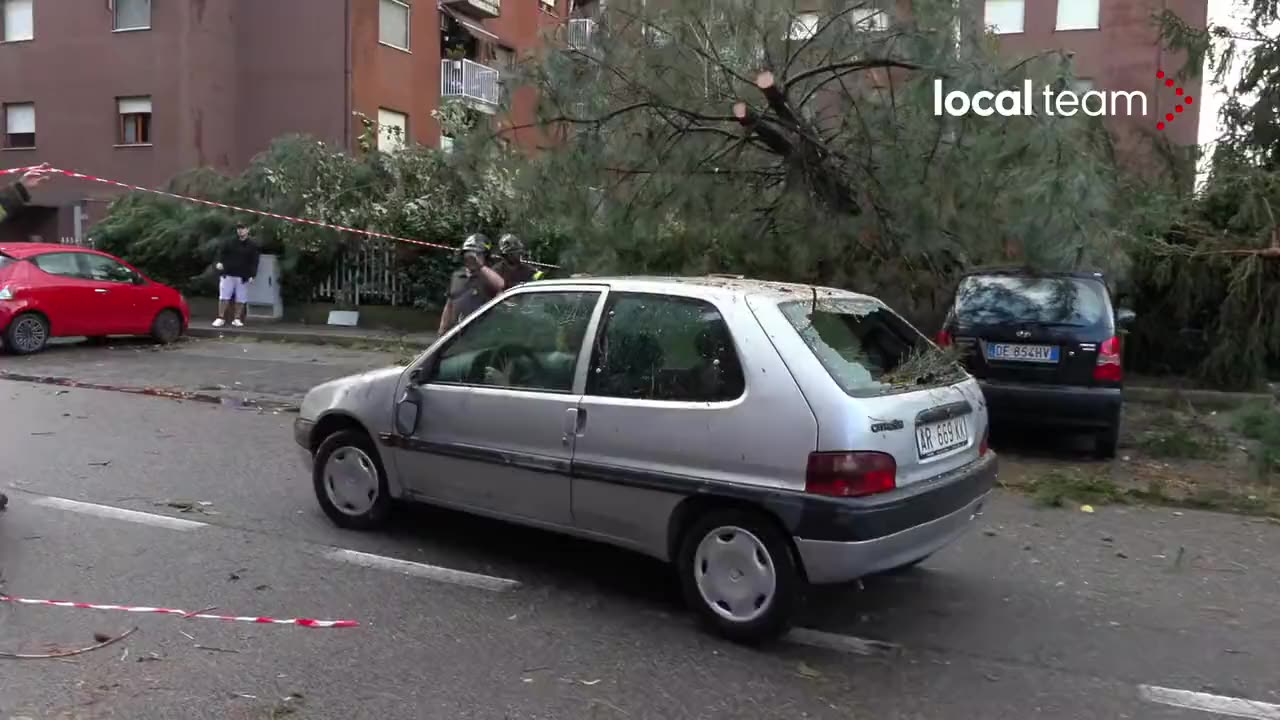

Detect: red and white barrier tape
2,164,559,269
0,593,359,628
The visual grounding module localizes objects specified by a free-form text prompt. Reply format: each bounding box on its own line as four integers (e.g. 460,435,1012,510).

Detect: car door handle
94,289,109,294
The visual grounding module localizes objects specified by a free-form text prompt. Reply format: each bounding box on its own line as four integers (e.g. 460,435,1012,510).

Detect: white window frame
378,108,408,153
788,12,819,40
2,0,35,42
1071,78,1096,93
379,0,411,52
1055,0,1100,31
4,102,36,149
850,8,889,31
113,0,152,32
117,96,153,146
984,0,1024,34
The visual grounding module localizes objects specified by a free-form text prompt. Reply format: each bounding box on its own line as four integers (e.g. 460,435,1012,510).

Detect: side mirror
395,385,422,436
1116,308,1136,328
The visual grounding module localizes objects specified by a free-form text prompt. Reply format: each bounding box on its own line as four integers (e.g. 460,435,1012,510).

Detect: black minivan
935,268,1135,458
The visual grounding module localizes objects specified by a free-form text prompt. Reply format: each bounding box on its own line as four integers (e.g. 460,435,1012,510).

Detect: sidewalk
187,316,438,349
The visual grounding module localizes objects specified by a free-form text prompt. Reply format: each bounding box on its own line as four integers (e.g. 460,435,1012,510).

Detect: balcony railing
567,18,596,50
442,0,500,19
440,59,500,107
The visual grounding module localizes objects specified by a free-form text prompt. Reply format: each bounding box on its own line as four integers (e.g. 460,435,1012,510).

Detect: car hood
299,365,405,421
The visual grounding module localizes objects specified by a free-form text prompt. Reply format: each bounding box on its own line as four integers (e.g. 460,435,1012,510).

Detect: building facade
0,0,566,242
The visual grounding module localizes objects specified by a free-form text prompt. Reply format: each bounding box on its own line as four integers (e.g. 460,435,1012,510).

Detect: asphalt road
2,380,1279,719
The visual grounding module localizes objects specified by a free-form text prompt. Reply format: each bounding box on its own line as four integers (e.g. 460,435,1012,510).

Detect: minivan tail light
979,425,990,456
935,329,952,347
1093,335,1123,382
805,451,897,497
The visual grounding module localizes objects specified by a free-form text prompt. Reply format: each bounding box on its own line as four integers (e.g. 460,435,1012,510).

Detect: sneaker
231,319,244,328
211,318,225,327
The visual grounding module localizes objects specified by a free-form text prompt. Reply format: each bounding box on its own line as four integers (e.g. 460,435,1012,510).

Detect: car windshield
954,274,1110,327
778,297,965,397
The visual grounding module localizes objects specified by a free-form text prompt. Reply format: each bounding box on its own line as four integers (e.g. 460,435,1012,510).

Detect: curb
1124,385,1276,410
187,326,436,350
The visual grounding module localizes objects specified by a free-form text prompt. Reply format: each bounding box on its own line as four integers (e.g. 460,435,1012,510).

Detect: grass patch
1232,400,1280,480
1027,470,1127,508
1131,407,1228,459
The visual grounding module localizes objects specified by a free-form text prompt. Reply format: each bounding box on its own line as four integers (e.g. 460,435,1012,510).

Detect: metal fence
440,59,501,106
311,240,413,306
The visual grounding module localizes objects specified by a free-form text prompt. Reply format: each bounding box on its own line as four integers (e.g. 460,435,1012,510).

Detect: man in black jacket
0,164,52,227
212,223,261,327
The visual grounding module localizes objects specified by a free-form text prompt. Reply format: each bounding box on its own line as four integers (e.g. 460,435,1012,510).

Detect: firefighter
438,233,504,334
492,233,544,288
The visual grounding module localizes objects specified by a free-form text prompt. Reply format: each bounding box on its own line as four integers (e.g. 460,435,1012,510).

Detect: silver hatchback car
295,276,997,643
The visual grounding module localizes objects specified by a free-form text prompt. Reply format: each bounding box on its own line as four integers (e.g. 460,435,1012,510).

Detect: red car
0,243,189,355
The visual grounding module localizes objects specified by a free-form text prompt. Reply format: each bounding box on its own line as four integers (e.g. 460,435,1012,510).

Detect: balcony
567,18,596,50
441,59,501,110
441,0,500,19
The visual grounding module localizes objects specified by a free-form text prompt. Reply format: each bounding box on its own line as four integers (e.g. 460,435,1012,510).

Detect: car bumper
294,417,315,471
792,453,997,584
979,380,1121,429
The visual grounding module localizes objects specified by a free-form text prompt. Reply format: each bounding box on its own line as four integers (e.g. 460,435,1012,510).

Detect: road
1,341,1279,719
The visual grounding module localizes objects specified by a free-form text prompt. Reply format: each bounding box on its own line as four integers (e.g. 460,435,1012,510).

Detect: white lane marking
324,548,521,592
1138,685,1280,719
32,496,209,531
786,628,902,656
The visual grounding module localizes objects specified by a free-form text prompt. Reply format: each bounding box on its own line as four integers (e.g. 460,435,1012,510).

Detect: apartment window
114,0,152,31
788,12,819,40
1056,0,1099,30
984,0,1024,33
117,96,152,145
1071,78,1096,93
440,134,454,154
540,0,555,10
3,102,35,149
2,0,34,42
378,108,407,153
379,0,410,50
850,8,888,30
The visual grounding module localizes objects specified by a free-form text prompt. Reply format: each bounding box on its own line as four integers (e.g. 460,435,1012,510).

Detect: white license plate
916,415,971,459
986,343,1059,363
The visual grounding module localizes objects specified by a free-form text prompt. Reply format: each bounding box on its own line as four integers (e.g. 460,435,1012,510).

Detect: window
587,293,746,402
379,0,410,50
80,254,139,283
117,96,152,145
4,102,35,149
114,0,151,31
377,108,407,153
493,45,516,72
850,8,888,30
2,0,34,42
984,0,1023,33
779,297,963,397
1056,0,1099,30
788,12,819,39
440,133,454,153
1071,78,1095,93
429,290,602,392
953,274,1111,328
32,253,83,278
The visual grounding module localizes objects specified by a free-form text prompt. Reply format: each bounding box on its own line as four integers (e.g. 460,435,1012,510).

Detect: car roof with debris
531,274,884,305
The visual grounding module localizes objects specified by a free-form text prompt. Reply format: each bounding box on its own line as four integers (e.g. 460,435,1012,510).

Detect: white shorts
219,275,249,303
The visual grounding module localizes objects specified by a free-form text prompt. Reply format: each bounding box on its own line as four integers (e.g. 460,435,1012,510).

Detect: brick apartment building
0,0,571,243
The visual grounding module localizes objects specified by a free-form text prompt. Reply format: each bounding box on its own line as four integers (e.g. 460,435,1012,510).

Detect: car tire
677,507,802,646
150,309,184,345
3,313,50,355
313,429,393,531
1095,422,1120,459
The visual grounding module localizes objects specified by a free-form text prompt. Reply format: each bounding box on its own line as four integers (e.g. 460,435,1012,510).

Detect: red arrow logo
1155,70,1193,130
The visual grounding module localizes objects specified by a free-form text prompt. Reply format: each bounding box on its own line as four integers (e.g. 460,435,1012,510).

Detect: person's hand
247,277,255,284
20,163,52,189
215,262,224,271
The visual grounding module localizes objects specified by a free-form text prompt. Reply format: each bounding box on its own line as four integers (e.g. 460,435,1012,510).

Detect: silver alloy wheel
693,525,777,623
11,316,47,353
322,446,380,517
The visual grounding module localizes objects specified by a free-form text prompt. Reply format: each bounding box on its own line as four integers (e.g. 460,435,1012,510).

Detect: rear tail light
1093,335,1123,382
935,329,952,347
979,425,990,456
805,451,897,497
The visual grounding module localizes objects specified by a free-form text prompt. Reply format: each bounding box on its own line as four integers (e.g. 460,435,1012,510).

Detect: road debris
0,627,138,660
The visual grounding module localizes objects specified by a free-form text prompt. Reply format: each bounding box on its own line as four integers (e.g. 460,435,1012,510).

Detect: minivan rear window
954,274,1110,327
778,298,965,396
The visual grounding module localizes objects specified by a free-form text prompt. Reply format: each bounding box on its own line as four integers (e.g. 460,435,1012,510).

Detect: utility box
245,254,283,319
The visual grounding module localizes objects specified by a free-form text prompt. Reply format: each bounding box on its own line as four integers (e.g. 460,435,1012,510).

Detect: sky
1196,0,1267,164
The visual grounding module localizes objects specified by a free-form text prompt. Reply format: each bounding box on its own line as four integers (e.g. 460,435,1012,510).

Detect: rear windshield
778,298,965,397
954,274,1111,327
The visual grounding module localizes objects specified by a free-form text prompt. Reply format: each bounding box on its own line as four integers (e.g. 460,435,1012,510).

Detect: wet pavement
1,379,1279,719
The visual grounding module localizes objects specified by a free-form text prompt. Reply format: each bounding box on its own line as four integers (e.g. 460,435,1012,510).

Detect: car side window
31,253,84,279
427,290,601,393
587,293,745,402
80,254,138,284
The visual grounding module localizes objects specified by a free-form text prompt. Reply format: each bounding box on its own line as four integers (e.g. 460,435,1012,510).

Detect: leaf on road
796,662,823,679
1080,504,1095,513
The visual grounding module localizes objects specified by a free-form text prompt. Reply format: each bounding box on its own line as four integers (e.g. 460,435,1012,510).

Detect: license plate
916,414,971,459
985,342,1059,363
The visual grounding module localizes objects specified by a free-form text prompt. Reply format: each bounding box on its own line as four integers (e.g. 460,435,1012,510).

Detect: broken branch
0,627,138,660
